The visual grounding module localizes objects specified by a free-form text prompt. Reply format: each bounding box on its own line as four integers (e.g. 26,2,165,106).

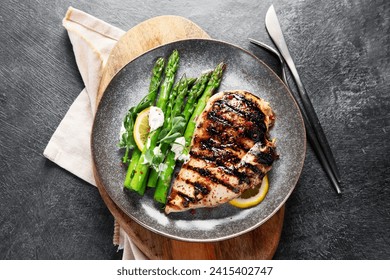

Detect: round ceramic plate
92,39,306,242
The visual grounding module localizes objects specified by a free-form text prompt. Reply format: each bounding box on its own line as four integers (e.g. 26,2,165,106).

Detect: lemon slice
229,175,269,208
133,107,151,151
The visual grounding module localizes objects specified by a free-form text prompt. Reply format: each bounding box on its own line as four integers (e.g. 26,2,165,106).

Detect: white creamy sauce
119,122,126,140
148,106,164,131
146,137,151,149
153,146,162,157
171,137,187,161
158,163,167,173
177,153,190,163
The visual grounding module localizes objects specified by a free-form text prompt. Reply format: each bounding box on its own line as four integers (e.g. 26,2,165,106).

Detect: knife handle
286,60,341,183
298,94,342,194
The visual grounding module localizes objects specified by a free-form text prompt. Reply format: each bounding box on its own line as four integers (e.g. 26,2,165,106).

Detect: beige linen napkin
43,6,147,260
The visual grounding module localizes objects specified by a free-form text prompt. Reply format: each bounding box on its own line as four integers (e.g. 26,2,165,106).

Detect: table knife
265,5,341,193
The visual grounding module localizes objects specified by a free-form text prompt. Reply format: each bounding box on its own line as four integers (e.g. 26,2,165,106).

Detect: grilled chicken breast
165,90,277,214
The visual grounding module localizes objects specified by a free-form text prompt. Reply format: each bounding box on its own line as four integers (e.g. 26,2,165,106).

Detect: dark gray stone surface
1,0,389,259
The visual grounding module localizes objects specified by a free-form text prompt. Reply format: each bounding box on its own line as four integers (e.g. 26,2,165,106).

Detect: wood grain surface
94,15,285,259
97,15,209,102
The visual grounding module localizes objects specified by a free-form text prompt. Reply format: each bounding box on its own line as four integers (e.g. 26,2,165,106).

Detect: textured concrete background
1,0,389,259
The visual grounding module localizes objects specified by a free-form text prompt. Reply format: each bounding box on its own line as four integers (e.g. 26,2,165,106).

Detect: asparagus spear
119,57,165,164
147,72,211,188
183,62,226,148
128,50,180,195
154,151,176,203
165,77,196,130
162,79,181,130
182,71,212,122
154,62,226,203
123,149,141,188
147,75,191,188
156,71,211,152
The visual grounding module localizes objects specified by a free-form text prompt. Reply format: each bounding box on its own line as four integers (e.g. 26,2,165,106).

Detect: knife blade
265,5,342,193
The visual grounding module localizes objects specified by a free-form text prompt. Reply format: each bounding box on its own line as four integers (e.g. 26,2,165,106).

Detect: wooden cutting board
94,15,285,259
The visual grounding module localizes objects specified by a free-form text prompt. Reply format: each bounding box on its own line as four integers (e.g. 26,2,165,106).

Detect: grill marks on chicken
165,90,277,214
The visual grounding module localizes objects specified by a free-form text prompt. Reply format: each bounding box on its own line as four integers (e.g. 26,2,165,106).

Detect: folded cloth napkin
43,6,147,260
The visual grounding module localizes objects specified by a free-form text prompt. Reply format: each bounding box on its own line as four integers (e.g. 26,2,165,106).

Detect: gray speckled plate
91,39,306,242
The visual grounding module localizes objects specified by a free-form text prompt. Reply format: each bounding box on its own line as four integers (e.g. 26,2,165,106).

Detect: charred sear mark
177,191,196,208
243,127,265,143
185,165,240,194
252,147,277,166
190,148,242,166
207,110,233,127
199,137,249,154
240,162,263,175
174,176,211,199
207,120,265,144
193,181,210,195
215,95,265,125
199,138,218,151
206,98,268,144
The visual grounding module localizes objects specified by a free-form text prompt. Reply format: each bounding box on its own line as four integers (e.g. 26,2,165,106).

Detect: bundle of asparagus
120,49,226,205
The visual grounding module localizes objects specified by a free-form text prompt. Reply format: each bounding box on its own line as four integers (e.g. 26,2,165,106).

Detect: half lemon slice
133,107,150,151
229,175,269,208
